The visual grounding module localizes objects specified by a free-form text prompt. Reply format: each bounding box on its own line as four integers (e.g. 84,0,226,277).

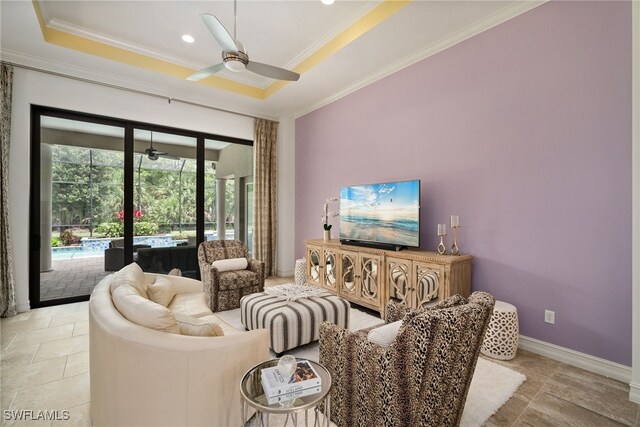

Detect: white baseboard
519,335,632,383
17,303,30,313
630,382,640,403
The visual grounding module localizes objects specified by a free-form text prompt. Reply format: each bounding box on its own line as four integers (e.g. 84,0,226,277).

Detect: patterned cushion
241,289,350,353
198,240,248,264
219,270,260,290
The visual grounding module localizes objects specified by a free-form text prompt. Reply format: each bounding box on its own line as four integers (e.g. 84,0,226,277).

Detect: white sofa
89,266,270,427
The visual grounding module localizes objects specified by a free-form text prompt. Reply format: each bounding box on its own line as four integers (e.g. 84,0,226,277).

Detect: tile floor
1,276,638,426
40,258,109,301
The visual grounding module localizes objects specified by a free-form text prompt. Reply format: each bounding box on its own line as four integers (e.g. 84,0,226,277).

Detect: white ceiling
0,1,543,119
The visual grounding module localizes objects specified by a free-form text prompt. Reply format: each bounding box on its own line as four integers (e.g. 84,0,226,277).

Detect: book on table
265,385,322,405
261,360,322,398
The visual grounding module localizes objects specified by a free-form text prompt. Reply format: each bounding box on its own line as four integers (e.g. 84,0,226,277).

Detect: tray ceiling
0,1,545,117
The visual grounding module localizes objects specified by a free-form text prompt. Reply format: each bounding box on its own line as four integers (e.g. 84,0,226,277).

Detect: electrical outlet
544,310,555,324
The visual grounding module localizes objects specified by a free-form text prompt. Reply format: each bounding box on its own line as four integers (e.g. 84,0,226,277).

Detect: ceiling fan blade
201,14,238,53
159,154,180,161
246,61,300,81
187,63,225,81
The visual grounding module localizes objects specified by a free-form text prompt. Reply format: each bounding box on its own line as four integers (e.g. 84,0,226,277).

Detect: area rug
218,306,526,427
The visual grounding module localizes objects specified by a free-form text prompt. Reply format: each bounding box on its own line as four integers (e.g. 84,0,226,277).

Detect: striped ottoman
240,288,350,354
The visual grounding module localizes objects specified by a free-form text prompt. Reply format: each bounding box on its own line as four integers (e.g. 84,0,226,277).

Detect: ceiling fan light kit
145,132,180,161
186,1,300,82
222,44,248,72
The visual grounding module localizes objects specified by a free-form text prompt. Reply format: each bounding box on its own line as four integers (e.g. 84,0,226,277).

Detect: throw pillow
112,284,180,334
211,257,248,272
175,314,224,337
367,320,403,348
111,262,148,298
147,276,177,307
168,268,182,277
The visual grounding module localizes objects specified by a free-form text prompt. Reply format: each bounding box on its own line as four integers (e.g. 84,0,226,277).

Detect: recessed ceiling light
321,0,335,5
182,34,195,43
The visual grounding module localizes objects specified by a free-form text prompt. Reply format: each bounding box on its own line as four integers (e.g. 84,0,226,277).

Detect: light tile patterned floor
1,276,639,426
1,301,91,426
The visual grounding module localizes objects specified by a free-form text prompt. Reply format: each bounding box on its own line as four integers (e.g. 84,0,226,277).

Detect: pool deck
40,257,110,301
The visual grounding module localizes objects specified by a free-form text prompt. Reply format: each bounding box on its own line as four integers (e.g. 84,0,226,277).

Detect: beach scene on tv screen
340,180,420,247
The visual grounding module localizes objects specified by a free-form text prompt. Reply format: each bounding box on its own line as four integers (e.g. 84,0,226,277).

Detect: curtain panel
253,118,277,277
0,63,17,317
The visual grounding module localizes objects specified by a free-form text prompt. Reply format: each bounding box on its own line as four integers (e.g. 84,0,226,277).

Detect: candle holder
437,224,447,255
450,225,460,255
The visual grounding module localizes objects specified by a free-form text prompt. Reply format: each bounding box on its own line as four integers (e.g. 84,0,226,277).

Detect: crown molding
282,1,382,70
293,0,547,118
46,17,270,89
31,0,407,99
37,2,381,91
47,18,203,70
1,48,278,121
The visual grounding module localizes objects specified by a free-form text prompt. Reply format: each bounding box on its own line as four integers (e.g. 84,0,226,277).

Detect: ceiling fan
145,132,180,161
187,0,300,82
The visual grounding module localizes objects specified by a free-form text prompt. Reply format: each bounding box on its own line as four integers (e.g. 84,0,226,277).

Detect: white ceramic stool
481,300,519,360
294,258,306,286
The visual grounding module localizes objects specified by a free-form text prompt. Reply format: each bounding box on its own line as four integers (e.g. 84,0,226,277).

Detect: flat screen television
339,179,420,249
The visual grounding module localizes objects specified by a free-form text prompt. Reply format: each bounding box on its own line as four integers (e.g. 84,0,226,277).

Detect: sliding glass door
37,115,124,303
30,106,253,307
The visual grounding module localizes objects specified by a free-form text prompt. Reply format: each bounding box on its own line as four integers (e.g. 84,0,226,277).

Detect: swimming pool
51,240,186,260
51,247,104,260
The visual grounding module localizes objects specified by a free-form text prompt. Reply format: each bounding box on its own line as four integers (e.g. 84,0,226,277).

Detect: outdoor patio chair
103,243,151,272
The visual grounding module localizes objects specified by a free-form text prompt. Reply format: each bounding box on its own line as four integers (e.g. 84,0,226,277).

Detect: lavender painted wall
295,1,632,365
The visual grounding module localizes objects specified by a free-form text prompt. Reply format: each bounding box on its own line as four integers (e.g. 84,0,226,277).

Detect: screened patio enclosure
36,112,253,304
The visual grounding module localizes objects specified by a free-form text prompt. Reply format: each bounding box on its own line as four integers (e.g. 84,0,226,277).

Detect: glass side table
240,358,332,427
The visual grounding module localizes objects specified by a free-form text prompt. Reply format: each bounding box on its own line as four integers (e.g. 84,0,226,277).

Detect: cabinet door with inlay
306,245,323,287
414,261,443,308
322,249,338,292
387,257,413,307
358,253,382,308
339,250,358,297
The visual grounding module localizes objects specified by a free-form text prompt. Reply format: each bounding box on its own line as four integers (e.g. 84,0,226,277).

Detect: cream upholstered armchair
319,292,495,427
197,240,265,312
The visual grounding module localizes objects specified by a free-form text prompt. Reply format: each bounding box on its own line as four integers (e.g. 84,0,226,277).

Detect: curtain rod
1,60,260,120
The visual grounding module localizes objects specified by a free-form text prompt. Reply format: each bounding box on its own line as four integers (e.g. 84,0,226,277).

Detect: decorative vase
323,229,331,242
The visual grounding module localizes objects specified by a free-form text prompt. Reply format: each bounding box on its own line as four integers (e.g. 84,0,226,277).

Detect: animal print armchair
319,292,495,427
197,240,265,312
